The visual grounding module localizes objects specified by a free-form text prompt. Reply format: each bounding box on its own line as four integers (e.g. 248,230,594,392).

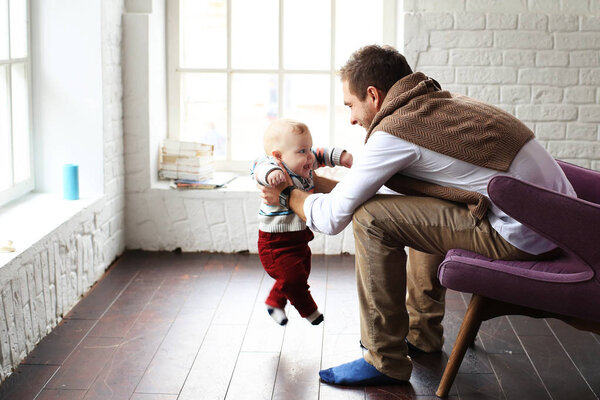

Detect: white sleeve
304,131,420,235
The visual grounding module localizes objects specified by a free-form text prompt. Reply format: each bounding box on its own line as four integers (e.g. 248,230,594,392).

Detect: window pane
231,73,277,160
11,62,29,183
181,0,226,68
333,78,364,155
0,0,8,60
9,0,27,59
335,0,383,68
283,0,330,70
0,66,10,190
180,72,227,158
231,0,278,69
282,74,330,145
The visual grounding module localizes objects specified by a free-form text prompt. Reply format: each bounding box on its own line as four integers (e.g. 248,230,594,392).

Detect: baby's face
279,131,314,179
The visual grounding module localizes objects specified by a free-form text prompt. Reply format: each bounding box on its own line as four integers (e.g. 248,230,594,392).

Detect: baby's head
264,118,314,178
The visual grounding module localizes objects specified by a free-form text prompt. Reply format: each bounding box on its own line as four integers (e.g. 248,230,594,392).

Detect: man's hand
259,180,289,205
266,169,286,187
340,151,353,168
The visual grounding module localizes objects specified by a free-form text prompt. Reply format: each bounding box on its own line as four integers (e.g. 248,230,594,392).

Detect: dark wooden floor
1,251,599,400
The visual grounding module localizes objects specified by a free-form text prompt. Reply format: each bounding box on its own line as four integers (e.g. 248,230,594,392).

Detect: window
0,0,32,207
167,0,397,170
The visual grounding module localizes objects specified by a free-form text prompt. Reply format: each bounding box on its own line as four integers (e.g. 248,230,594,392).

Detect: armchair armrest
488,176,600,269
557,160,600,204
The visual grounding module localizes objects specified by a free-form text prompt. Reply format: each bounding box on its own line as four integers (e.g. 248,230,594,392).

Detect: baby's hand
340,151,353,168
266,169,286,186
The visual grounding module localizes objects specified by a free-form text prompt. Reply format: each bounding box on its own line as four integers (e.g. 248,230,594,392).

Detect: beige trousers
352,194,539,380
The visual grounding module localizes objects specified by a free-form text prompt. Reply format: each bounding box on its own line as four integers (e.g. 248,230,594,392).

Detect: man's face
342,80,379,131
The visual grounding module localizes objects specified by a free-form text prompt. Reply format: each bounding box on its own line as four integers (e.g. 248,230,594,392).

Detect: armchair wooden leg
436,294,486,398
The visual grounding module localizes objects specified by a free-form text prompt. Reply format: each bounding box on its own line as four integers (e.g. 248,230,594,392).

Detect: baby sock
306,309,324,325
267,306,288,325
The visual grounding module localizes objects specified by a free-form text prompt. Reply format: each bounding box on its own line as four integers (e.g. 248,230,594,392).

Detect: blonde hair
263,118,310,154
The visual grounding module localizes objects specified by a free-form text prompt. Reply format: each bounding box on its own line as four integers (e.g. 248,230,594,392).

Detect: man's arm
288,187,309,221
314,174,338,193
304,133,420,234
261,132,420,234
261,169,339,223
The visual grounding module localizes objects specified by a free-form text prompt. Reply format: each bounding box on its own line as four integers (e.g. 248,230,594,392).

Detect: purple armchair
436,160,600,397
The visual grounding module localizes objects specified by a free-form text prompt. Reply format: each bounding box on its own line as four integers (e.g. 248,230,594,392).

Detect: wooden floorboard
547,319,600,397
1,251,599,400
178,325,245,400
0,364,59,400
478,316,525,355
36,389,87,400
133,307,213,395
520,335,597,400
455,372,504,400
63,252,142,321
487,353,549,400
23,319,96,365
44,336,122,391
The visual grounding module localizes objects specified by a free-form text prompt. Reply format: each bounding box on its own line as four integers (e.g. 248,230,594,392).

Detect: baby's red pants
258,228,318,318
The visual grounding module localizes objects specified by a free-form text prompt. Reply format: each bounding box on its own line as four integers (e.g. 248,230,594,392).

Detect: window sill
150,166,349,196
152,175,259,197
0,192,103,269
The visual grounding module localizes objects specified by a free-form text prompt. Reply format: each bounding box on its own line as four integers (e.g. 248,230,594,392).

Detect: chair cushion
441,249,593,283
438,249,599,321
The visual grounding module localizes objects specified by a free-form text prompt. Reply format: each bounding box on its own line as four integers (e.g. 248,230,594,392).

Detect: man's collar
365,72,442,141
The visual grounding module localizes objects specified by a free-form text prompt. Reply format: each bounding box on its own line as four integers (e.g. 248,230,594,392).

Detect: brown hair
339,45,413,100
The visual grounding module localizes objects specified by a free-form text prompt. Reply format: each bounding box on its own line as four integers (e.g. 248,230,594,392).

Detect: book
159,139,215,180
171,171,238,190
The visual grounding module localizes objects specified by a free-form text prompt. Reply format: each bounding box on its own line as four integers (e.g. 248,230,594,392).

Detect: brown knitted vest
368,72,534,220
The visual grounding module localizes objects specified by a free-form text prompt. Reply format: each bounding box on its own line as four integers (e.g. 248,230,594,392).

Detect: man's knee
352,203,371,227
352,196,384,228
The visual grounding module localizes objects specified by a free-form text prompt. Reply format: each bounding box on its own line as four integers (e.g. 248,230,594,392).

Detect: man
262,44,575,386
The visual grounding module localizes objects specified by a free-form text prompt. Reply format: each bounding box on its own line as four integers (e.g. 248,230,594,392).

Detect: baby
251,118,353,326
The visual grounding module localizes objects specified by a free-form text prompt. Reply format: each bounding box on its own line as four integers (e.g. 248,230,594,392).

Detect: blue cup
63,164,79,200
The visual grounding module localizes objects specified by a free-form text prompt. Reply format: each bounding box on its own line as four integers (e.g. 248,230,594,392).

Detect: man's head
264,118,314,178
340,45,413,129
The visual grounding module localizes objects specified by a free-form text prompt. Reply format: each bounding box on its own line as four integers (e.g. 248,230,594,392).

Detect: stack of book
170,171,238,190
158,139,214,181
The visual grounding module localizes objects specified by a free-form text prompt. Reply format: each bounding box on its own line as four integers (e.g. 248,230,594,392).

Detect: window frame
167,0,397,171
0,0,34,207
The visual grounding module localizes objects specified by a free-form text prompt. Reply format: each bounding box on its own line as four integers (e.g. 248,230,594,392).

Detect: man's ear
271,150,282,160
366,86,384,110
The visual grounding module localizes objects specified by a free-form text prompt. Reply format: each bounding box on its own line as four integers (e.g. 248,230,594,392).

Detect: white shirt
304,131,576,255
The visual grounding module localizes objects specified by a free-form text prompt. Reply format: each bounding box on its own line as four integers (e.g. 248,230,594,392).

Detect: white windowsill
150,166,349,196
0,192,103,269
151,175,259,197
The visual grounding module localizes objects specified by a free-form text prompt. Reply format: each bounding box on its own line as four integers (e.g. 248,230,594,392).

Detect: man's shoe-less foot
319,358,407,386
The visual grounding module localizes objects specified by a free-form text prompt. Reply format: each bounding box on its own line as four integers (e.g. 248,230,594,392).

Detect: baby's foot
306,309,324,325
267,306,288,325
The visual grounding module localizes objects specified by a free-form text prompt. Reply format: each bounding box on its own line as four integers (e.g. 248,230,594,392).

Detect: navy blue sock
319,358,407,386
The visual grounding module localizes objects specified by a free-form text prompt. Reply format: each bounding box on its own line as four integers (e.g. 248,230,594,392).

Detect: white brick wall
125,187,356,255
404,1,600,169
0,0,125,382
